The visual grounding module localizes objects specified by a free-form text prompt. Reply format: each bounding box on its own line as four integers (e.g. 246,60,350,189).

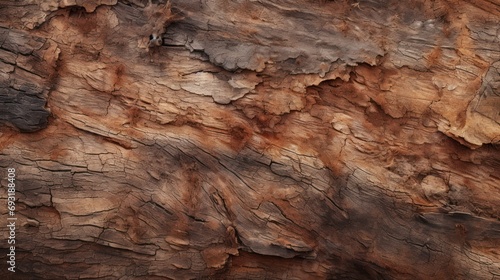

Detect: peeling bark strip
0,0,499,279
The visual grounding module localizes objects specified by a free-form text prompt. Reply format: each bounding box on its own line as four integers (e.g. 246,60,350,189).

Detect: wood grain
0,0,499,279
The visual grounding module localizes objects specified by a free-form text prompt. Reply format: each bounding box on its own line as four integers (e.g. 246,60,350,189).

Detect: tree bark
1,0,499,279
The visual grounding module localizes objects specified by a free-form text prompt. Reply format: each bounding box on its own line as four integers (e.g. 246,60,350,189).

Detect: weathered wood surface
0,0,499,279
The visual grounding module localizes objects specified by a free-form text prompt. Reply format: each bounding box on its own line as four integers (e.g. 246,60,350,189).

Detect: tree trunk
1,0,499,279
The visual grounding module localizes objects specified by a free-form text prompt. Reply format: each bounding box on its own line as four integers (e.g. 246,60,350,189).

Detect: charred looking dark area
0,28,55,132
0,88,49,132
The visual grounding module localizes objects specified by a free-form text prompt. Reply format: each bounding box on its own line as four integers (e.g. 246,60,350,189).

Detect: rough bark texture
1,0,499,279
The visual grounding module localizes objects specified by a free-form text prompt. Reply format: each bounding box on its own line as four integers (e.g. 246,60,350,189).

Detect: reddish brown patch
49,145,68,161
455,223,468,246
455,110,467,128
67,6,98,35
126,106,141,126
228,124,253,152
0,127,18,151
426,46,442,68
113,64,126,88
319,153,345,177
180,160,202,214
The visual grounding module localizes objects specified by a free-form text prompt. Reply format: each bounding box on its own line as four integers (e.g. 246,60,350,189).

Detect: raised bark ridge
0,0,499,279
